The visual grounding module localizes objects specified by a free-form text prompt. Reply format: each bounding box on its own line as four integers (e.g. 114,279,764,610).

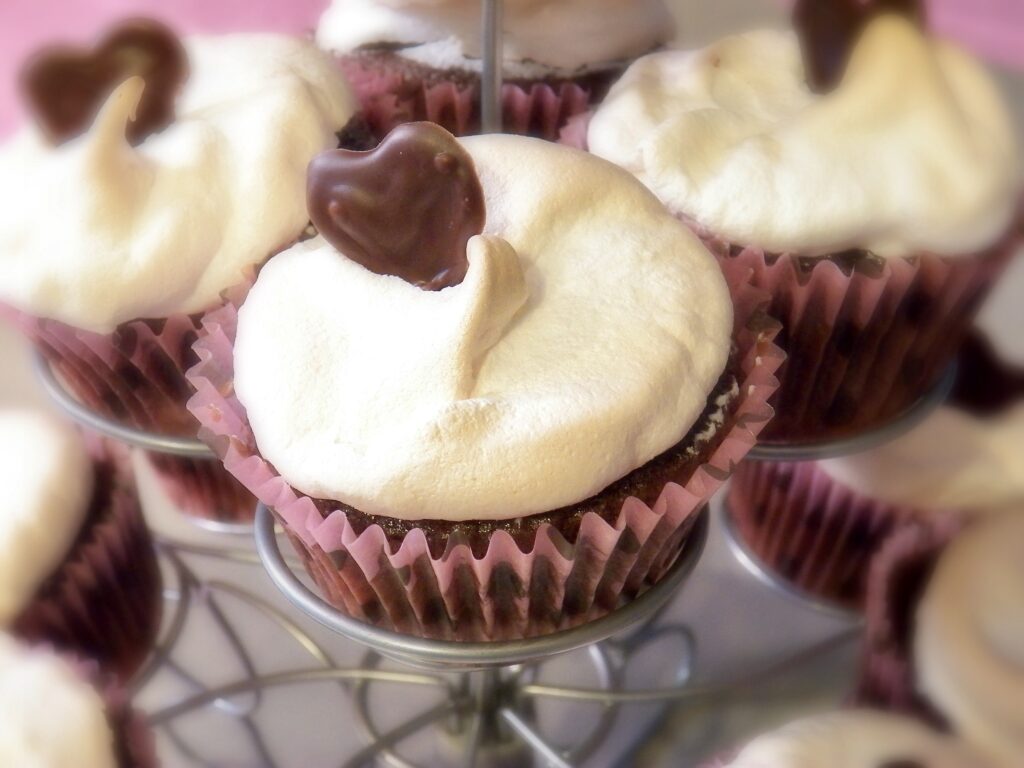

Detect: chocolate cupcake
0,409,160,681
727,387,1024,610
188,123,782,640
859,512,1024,766
0,20,363,524
702,709,989,768
585,6,1020,443
0,632,157,768
317,0,674,141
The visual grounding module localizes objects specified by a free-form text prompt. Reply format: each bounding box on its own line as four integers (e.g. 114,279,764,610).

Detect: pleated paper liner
11,439,162,682
726,460,942,611
854,520,961,726
9,309,259,524
186,259,783,641
336,53,610,141
698,233,1015,444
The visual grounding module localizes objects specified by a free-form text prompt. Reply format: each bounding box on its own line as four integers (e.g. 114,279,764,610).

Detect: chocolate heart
794,0,925,93
308,122,485,291
20,18,188,146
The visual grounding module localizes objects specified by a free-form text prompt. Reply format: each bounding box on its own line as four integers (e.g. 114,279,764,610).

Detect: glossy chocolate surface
793,0,924,93
308,122,485,291
21,18,188,145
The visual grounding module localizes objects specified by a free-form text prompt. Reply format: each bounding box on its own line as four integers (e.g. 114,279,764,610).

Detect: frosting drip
722,710,986,767
234,135,732,522
0,633,116,768
0,34,358,333
818,404,1024,514
588,18,1019,258
316,0,674,77
916,512,1024,767
0,410,93,626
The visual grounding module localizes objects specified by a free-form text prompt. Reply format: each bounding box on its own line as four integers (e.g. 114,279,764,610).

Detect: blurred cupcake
0,20,362,524
1,409,160,681
728,388,1024,609
318,0,674,140
0,632,156,768
859,512,1024,766
188,123,782,640
586,5,1020,443
703,709,989,767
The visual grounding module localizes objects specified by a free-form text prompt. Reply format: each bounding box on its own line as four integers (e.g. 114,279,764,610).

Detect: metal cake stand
33,342,951,766
27,1,959,757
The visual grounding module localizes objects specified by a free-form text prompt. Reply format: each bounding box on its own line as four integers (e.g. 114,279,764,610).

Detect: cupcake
860,512,1024,767
317,0,674,141
188,123,782,640
585,5,1021,443
703,709,989,767
727,388,1024,610
0,409,160,681
0,632,156,768
0,20,363,524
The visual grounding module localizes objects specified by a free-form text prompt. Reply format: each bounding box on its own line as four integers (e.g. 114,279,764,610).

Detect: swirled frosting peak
588,17,1019,258
234,135,732,522
0,633,116,768
916,512,1024,766
316,0,674,77
0,34,358,333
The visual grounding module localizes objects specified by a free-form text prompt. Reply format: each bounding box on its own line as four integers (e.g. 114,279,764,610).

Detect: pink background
0,0,327,135
0,0,1021,137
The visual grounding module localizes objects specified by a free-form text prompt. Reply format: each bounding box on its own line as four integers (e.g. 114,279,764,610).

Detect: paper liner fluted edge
336,54,601,141
696,229,1014,443
4,307,259,523
853,519,962,726
185,258,784,640
725,459,953,611
11,438,162,683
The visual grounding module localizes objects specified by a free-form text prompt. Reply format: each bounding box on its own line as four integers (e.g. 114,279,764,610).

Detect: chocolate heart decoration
20,18,188,146
308,122,485,291
794,0,925,93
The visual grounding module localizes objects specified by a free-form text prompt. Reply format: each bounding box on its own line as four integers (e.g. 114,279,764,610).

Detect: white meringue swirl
588,18,1019,258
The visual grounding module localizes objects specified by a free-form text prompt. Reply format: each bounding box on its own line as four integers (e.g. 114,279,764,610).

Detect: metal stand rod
481,0,503,133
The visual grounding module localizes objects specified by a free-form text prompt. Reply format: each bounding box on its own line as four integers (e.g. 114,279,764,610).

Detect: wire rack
34,346,951,766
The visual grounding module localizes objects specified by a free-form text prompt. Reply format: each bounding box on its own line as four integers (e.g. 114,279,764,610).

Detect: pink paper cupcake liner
557,109,593,149
11,440,162,682
9,309,259,524
186,260,783,641
725,460,948,611
336,54,603,141
698,233,1015,444
853,520,961,726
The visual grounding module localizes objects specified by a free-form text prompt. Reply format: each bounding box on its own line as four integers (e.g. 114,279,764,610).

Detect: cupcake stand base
34,349,954,766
